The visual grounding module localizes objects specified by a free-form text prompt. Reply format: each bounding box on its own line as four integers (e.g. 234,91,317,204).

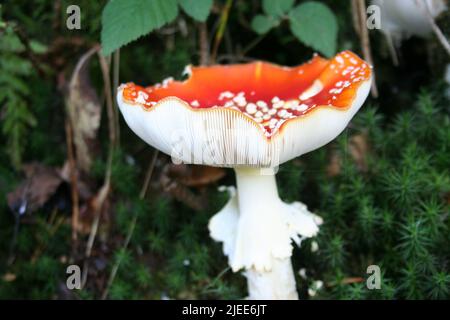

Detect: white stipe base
245,257,298,300
209,167,322,300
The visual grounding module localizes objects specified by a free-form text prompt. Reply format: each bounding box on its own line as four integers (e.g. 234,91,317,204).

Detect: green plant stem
210,0,233,63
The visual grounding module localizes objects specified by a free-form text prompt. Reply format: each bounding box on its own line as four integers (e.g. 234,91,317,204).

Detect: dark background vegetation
0,0,449,299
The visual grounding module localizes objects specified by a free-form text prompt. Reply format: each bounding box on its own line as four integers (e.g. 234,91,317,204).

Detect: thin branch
65,119,80,257
386,31,400,66
326,277,365,287
420,0,450,56
210,0,233,63
64,46,99,261
140,149,160,199
113,50,121,143
52,0,61,32
351,0,361,38
354,0,379,98
85,52,116,255
81,49,116,288
241,34,266,56
198,22,210,65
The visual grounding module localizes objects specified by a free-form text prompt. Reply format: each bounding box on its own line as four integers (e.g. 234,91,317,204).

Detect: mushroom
372,0,446,39
371,0,447,63
117,50,372,299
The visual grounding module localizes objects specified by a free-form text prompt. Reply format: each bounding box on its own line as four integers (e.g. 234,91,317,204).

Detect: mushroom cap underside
118,50,372,167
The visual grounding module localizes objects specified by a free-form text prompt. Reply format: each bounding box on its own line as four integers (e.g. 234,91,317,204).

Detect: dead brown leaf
157,163,226,211
7,163,63,215
2,273,16,282
348,132,370,172
326,152,342,177
160,174,206,211
65,47,102,173
327,132,371,177
167,164,226,187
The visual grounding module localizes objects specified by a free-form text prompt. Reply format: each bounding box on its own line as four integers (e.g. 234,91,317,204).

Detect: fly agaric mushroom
371,0,447,64
117,50,372,300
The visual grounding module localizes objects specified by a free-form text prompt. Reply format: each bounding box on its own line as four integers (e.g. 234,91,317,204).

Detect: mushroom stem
209,167,322,300
245,256,298,300
234,167,297,300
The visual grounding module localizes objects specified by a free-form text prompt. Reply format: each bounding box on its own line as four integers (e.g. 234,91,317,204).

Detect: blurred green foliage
0,16,37,168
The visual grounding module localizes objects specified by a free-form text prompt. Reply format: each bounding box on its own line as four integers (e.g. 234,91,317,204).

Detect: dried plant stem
419,0,450,56
241,34,266,56
199,22,210,65
101,149,159,300
81,49,117,288
140,149,159,199
327,277,364,287
385,32,399,66
86,50,116,256
65,119,80,256
113,49,121,142
353,0,378,98
351,0,361,38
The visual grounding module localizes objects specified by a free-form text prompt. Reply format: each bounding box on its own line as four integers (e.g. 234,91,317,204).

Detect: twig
52,0,61,32
241,34,266,56
385,32,399,66
201,267,231,294
140,149,160,199
102,53,116,149
354,0,378,98
198,22,210,65
101,149,159,300
326,277,364,287
65,119,80,257
351,0,361,38
85,51,115,254
420,0,450,56
113,49,121,142
80,49,116,288
210,0,233,63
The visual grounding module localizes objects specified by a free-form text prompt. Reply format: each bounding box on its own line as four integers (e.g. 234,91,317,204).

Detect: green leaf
263,0,294,18
178,0,213,22
288,1,337,57
29,40,48,54
101,0,179,55
251,15,277,35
